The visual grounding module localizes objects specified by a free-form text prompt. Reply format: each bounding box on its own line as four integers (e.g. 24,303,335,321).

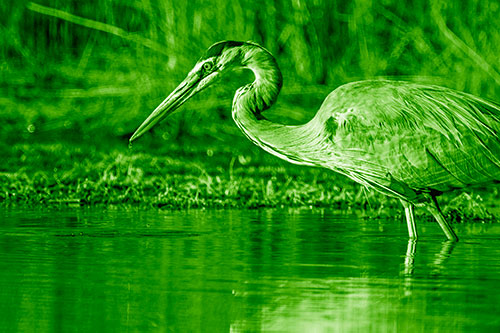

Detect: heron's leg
426,196,459,242
400,199,418,239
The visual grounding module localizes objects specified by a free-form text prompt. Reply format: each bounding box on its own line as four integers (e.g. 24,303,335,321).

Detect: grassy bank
1,123,497,222
0,128,369,210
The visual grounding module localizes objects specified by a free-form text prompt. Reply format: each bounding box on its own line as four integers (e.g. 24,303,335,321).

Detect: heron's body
244,80,500,198
131,40,500,241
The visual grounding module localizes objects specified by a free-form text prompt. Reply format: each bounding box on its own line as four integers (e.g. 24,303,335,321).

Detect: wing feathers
323,80,500,194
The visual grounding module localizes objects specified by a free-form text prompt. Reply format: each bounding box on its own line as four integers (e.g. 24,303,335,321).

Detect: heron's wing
320,80,500,195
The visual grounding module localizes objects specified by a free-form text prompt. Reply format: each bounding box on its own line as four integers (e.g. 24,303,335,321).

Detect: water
0,208,499,332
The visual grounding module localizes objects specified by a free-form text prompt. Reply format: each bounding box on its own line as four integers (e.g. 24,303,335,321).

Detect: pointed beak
130,71,213,143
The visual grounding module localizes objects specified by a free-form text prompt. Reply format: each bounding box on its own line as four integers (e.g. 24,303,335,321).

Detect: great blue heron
130,40,500,241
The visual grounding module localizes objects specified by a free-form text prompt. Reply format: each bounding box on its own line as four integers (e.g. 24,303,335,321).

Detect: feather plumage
316,80,500,199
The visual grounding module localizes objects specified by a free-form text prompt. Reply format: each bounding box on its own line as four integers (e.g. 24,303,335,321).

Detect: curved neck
231,45,323,166
234,44,283,115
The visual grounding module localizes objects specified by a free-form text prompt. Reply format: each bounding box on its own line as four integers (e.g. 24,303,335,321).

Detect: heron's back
316,80,500,196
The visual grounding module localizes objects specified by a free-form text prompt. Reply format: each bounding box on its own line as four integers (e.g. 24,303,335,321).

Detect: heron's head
129,41,247,143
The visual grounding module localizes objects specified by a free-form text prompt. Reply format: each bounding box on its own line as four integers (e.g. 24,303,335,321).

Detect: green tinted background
2,0,500,212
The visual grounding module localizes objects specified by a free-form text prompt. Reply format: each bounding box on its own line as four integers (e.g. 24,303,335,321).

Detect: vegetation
1,0,499,220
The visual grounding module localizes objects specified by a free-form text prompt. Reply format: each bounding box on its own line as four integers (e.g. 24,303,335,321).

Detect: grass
1,130,497,222
0,134,374,209
1,0,500,221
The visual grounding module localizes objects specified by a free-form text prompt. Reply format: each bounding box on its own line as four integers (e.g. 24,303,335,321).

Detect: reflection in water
431,240,457,275
0,208,499,331
403,239,417,276
402,239,457,277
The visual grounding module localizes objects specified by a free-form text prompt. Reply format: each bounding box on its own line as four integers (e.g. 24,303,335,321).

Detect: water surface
0,208,499,332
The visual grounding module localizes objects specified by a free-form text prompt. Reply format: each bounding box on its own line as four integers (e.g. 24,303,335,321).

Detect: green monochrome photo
1,0,500,331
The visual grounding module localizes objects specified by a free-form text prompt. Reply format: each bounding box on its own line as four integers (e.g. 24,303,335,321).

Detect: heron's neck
231,45,322,166
234,45,283,115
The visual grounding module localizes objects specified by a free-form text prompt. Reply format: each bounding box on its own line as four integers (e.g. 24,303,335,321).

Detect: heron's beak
129,70,218,143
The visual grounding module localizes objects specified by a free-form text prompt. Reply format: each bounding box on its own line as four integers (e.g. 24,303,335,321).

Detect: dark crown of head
204,41,245,58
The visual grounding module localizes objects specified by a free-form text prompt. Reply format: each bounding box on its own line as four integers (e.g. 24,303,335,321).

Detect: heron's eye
202,61,213,72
